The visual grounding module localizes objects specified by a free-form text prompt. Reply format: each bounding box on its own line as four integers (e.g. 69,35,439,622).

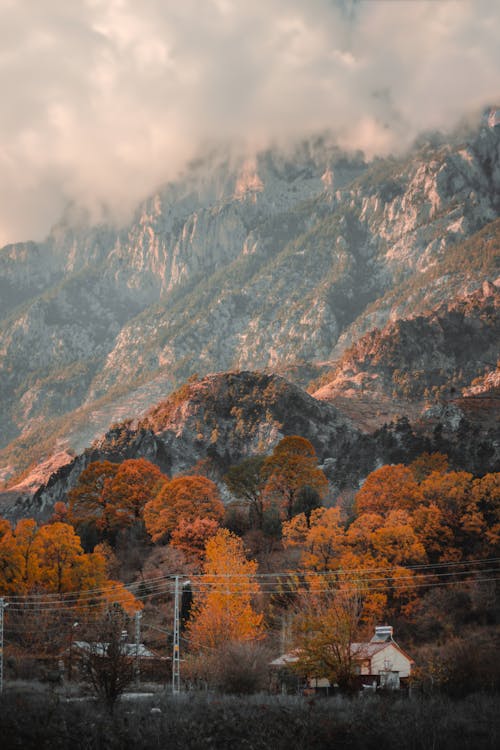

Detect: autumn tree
412,503,454,564
224,456,266,528
354,464,421,517
31,522,85,594
262,436,328,520
0,517,140,611
472,473,500,553
368,510,426,567
292,589,364,693
412,469,500,560
187,529,264,650
68,460,120,530
0,519,23,595
418,470,474,558
68,459,166,538
343,509,426,617
283,507,346,572
170,517,221,561
143,475,224,543
102,458,166,530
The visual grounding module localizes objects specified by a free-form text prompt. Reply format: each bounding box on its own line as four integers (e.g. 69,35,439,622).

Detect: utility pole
0,598,8,693
68,621,79,682
172,576,180,694
135,610,142,687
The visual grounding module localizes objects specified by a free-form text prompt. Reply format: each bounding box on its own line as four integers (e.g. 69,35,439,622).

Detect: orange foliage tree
292,589,365,693
187,529,264,650
32,522,119,596
103,458,166,529
170,517,221,561
0,519,23,595
354,464,421,516
283,507,346,571
143,475,224,543
472,473,500,552
14,518,41,590
284,502,427,624
417,470,489,560
67,460,120,529
0,517,141,615
262,436,328,520
68,458,167,535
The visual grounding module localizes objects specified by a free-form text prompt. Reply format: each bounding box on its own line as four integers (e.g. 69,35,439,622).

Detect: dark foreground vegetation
0,690,499,750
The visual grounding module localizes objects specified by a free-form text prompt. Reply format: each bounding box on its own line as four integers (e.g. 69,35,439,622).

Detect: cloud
0,0,499,245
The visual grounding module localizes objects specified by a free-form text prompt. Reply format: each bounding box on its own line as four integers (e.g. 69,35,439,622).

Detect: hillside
1,122,500,484
312,282,500,425
3,370,499,521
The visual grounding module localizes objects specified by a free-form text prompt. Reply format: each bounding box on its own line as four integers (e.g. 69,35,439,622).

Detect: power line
3,570,499,618
4,562,499,612
4,555,499,605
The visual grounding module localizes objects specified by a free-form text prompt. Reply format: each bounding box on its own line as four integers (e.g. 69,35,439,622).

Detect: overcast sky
0,0,499,246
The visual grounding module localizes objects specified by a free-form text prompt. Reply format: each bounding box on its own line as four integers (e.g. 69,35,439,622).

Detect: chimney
371,625,394,643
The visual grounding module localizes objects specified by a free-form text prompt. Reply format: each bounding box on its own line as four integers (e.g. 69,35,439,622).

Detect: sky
0,0,499,246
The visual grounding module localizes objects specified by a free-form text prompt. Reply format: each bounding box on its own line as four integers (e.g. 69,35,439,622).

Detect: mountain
4,370,499,521
1,121,500,486
312,282,500,428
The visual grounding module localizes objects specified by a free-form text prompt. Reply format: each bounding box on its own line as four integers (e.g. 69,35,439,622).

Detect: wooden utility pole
172,576,180,694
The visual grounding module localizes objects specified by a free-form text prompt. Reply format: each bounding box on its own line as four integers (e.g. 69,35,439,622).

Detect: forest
0,436,498,705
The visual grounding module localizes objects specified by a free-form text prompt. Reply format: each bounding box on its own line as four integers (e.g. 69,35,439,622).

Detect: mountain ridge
1,122,500,485
2,369,499,521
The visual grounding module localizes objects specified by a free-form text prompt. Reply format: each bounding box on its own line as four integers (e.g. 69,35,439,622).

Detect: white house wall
370,644,412,678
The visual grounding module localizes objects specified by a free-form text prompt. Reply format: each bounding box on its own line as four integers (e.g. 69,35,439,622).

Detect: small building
271,625,414,693
351,626,413,690
72,641,156,659
66,640,166,682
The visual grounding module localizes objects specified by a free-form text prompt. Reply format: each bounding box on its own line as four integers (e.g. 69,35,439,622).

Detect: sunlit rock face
1,124,499,483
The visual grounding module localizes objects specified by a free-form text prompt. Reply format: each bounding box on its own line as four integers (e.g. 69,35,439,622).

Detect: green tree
224,456,266,528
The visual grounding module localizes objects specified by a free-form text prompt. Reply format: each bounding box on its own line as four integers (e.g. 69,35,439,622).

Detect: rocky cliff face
313,283,500,412
1,123,500,483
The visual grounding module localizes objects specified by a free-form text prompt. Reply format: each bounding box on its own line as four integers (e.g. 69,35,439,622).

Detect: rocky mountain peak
1,123,499,488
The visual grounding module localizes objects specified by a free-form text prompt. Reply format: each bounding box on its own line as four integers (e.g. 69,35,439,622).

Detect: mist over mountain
1,117,499,511
1,1,500,245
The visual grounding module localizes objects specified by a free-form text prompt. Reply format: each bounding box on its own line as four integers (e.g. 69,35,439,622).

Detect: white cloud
0,0,499,245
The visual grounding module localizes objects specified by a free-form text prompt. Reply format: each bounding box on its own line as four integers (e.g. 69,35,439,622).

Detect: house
351,626,414,689
72,641,156,659
270,625,414,693
65,640,164,682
